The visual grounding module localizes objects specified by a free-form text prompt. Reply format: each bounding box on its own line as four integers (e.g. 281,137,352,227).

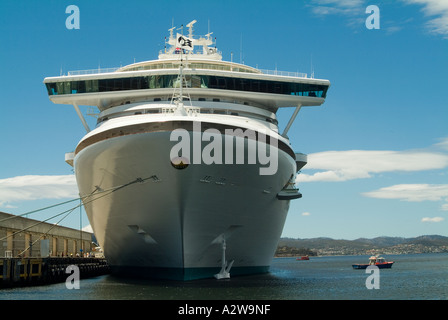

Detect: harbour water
1,253,446,301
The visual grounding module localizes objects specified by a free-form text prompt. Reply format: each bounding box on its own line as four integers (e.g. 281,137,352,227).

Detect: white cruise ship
44,21,330,280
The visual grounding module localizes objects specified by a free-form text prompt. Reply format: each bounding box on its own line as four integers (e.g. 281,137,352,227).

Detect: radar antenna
186,20,197,38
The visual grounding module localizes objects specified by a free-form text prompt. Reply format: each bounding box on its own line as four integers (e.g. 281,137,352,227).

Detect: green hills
276,235,448,256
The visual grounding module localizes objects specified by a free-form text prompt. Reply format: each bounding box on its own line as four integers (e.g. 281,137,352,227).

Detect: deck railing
66,66,308,78
259,69,308,78
67,67,120,76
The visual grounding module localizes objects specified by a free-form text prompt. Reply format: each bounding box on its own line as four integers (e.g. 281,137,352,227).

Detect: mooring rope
18,205,79,257
0,198,82,223
0,175,157,245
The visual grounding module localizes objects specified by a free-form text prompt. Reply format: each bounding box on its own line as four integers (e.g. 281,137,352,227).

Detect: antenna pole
311,54,314,78
180,50,183,103
240,33,243,64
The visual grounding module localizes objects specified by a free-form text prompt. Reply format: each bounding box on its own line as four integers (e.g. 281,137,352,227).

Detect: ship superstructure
44,21,330,280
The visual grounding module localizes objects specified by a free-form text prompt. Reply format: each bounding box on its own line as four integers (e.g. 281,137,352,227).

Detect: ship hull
75,119,296,280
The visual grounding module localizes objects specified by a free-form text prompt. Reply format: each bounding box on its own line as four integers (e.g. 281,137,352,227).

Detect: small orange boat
296,256,310,260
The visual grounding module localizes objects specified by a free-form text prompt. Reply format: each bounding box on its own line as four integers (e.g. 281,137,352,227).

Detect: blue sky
0,0,447,240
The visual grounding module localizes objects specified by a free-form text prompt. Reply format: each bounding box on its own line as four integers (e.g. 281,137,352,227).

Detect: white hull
75,118,295,280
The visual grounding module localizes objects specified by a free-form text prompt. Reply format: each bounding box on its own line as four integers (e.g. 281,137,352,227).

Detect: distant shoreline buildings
276,236,448,257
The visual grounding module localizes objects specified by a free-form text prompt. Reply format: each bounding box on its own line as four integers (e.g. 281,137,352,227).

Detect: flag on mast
176,33,194,51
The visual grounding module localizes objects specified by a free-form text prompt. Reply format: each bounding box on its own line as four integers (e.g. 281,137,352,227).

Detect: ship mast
170,21,197,114
159,20,221,61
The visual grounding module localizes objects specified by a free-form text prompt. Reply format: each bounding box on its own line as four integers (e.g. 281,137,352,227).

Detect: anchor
214,238,234,280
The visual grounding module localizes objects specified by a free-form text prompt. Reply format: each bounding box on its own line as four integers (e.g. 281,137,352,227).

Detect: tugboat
352,255,394,269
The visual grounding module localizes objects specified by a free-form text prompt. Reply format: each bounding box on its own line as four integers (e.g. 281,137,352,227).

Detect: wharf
0,257,110,288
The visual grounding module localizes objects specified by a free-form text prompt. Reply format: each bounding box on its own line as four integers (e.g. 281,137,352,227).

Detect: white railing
259,69,308,78
66,66,308,78
67,67,120,76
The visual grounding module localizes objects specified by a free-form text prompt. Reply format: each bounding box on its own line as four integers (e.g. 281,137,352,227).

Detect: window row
46,75,328,98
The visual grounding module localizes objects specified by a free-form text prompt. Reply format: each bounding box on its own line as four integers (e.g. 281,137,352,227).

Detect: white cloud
296,140,448,210
362,184,448,203
402,0,448,37
309,0,366,27
297,149,448,183
313,0,364,6
309,0,448,38
421,217,444,223
435,137,448,150
302,212,311,216
363,183,448,211
310,0,365,15
0,175,78,208
82,224,93,233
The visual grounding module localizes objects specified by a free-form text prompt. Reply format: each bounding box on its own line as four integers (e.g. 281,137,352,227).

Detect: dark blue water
1,253,447,300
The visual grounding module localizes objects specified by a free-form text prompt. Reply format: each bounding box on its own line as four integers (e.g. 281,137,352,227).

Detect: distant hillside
276,235,448,256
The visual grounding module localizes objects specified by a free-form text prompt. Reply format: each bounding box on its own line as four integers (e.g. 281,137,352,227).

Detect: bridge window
46,75,328,98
